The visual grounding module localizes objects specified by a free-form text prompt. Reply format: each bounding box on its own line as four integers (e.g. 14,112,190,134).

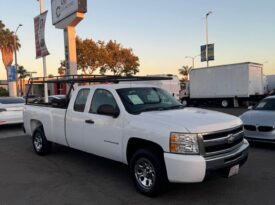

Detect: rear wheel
32,126,52,155
129,149,167,196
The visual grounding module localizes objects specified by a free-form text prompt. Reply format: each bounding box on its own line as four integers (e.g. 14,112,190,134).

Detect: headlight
170,133,199,154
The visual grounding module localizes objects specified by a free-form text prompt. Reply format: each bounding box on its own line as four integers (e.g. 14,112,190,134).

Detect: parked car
0,97,25,125
240,96,275,143
24,76,249,196
32,95,66,104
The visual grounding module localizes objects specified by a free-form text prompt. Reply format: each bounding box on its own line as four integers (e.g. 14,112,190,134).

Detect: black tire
181,99,188,106
221,99,229,108
129,149,167,197
32,126,52,156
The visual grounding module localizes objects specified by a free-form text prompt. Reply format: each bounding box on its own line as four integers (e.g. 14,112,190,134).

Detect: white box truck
266,75,275,92
181,62,266,107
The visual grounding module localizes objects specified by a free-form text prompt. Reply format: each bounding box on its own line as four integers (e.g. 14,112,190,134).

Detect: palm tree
17,66,30,96
179,65,192,81
0,25,21,82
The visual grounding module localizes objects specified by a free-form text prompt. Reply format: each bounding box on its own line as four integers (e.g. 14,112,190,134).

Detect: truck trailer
181,62,266,107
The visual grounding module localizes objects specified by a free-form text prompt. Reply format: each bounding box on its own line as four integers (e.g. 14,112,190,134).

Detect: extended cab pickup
23,83,249,196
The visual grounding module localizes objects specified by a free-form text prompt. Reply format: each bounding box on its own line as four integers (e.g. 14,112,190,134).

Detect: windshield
254,98,275,111
117,87,183,114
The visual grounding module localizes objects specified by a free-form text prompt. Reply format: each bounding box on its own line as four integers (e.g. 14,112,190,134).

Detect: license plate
228,164,239,177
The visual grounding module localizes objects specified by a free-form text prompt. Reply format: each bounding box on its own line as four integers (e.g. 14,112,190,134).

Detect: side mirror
97,104,120,118
248,106,254,110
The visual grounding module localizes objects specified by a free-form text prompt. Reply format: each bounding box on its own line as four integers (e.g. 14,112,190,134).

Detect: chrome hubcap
34,134,43,152
134,158,156,189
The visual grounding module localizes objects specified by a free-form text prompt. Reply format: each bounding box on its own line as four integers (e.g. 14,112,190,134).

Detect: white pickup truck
23,78,249,196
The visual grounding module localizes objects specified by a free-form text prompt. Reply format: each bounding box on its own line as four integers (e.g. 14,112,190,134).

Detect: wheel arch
30,119,43,135
126,138,165,165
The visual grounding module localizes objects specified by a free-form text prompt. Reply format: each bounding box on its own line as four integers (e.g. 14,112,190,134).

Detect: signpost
201,44,214,62
7,65,17,96
51,0,87,76
35,0,49,102
8,66,16,82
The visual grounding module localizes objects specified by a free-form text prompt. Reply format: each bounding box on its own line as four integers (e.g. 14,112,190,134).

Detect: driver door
83,89,124,162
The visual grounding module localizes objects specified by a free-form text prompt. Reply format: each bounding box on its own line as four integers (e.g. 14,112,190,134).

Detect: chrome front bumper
205,139,249,170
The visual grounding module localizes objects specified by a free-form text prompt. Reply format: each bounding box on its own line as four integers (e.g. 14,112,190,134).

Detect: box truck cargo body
183,62,265,107
266,75,275,91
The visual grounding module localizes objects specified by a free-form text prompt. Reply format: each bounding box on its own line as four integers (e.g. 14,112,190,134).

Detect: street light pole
14,24,22,96
205,11,212,68
38,0,48,102
185,55,200,69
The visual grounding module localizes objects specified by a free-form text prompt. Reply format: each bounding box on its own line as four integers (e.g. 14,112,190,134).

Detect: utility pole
38,0,48,102
205,11,212,68
14,24,22,96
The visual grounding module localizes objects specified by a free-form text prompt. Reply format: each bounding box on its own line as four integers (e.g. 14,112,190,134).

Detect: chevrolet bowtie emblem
227,134,235,144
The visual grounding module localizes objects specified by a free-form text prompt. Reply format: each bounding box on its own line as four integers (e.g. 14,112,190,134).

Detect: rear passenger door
66,88,90,151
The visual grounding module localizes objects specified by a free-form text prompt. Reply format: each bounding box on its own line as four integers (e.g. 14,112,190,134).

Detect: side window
74,89,90,112
90,89,118,114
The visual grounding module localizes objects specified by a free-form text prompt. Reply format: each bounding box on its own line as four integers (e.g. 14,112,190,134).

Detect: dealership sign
34,11,50,59
51,0,87,25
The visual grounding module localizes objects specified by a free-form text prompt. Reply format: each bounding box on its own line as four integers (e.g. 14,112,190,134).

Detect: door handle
85,119,95,124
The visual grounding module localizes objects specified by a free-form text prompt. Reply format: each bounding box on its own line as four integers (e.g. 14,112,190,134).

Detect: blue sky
0,0,275,79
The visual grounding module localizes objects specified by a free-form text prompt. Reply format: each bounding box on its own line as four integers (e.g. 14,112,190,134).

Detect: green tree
100,40,139,76
76,37,107,74
17,65,30,96
0,21,21,82
179,65,192,81
76,37,139,76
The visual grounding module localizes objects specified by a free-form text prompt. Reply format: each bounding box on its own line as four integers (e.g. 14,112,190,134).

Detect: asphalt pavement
0,124,24,139
0,108,274,204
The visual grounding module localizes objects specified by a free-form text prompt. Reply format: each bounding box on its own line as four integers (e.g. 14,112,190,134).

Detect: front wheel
181,99,188,106
221,99,229,108
32,126,52,156
129,149,167,196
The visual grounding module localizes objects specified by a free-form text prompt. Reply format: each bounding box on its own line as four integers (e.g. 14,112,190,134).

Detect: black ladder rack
26,75,172,105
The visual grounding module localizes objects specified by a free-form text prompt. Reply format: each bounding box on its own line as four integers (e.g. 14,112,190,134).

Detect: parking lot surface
0,108,274,204
0,124,24,139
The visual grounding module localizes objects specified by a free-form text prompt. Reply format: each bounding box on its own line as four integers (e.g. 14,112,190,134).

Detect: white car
0,97,25,125
240,96,275,143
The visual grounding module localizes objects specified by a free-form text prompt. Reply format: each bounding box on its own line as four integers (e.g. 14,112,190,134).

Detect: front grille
244,125,257,131
204,137,243,153
203,126,243,140
258,126,274,132
202,126,244,156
